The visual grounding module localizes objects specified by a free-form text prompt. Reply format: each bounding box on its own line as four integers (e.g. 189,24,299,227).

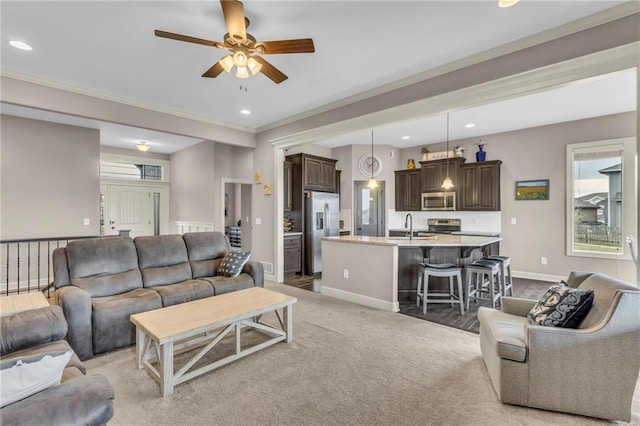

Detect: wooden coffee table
130,287,297,397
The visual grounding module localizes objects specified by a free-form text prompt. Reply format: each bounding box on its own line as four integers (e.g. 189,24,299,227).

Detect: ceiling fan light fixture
247,56,262,75
233,50,247,66
220,55,234,73
136,141,151,152
236,66,250,79
498,0,520,7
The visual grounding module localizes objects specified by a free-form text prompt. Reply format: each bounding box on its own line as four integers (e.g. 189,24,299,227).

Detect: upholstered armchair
478,272,640,422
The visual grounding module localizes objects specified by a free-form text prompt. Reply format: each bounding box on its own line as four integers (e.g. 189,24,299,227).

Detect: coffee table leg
136,326,146,369
160,342,174,397
284,304,293,343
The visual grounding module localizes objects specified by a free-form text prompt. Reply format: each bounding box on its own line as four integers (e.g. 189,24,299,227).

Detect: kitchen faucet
404,213,413,240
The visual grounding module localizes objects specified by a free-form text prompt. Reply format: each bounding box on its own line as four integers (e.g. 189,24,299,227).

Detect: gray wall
1,115,100,239
398,111,637,281
169,140,216,223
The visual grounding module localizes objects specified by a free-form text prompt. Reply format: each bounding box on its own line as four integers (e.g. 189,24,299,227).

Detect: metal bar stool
417,263,464,315
486,255,514,297
465,259,502,310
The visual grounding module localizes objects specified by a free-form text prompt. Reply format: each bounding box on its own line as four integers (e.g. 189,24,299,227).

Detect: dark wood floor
399,277,551,334
284,274,552,335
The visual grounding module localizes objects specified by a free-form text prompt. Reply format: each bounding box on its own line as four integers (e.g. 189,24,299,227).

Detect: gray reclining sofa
53,232,264,360
0,305,115,425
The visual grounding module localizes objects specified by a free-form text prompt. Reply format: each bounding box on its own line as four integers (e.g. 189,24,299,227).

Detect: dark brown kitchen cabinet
419,157,465,193
395,169,421,211
286,153,338,193
283,234,302,275
459,160,502,211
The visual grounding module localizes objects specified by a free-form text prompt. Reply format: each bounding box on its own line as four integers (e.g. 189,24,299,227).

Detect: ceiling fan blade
220,0,247,42
258,39,315,54
155,30,223,49
202,62,225,78
253,56,288,84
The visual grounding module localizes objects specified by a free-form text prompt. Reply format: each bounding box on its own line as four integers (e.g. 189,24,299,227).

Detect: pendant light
441,113,454,190
367,130,379,190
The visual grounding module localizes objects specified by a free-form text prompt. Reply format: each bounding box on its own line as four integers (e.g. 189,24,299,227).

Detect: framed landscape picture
515,179,549,200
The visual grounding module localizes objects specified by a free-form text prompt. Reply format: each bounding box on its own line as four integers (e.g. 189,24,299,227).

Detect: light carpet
86,282,640,425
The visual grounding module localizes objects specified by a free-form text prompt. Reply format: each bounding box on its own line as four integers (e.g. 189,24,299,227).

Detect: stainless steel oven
421,192,456,211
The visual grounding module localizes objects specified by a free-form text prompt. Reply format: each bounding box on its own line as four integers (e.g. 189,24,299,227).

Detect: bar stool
416,263,464,315
465,259,502,310
486,255,514,297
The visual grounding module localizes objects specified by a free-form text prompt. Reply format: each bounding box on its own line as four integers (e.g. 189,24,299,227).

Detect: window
100,161,163,181
566,138,637,259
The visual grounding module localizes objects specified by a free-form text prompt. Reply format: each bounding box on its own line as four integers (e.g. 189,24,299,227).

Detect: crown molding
258,3,640,134
0,69,256,134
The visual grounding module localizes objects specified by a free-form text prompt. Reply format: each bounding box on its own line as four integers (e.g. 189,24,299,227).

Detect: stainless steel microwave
421,192,456,211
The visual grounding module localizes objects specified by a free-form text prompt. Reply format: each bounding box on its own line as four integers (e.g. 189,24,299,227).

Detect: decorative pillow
217,251,251,278
527,282,594,328
0,350,73,408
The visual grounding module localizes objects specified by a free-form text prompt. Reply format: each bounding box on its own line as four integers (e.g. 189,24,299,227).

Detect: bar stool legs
465,260,502,310
417,263,464,315
487,255,514,297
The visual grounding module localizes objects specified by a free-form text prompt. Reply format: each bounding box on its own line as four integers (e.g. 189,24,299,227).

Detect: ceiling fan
154,0,315,84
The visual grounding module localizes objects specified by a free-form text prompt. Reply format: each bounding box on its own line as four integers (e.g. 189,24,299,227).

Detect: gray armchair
478,272,640,422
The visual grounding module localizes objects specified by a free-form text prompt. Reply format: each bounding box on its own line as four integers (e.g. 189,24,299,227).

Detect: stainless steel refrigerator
304,191,340,274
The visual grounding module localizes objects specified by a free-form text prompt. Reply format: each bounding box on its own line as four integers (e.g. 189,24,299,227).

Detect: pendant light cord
446,113,450,177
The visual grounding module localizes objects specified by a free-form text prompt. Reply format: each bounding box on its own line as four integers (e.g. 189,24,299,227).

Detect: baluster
16,242,20,294
5,243,9,296
27,242,31,292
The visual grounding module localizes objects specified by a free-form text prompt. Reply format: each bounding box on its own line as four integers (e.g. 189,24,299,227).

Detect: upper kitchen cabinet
420,157,465,193
459,160,502,211
395,169,421,211
287,153,338,193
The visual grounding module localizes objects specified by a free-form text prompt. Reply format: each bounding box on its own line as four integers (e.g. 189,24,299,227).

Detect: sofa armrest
0,374,114,426
501,297,537,317
244,261,264,287
56,286,93,361
0,306,68,356
52,247,70,288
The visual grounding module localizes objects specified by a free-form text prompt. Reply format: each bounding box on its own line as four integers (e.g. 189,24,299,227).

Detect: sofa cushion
527,283,594,328
149,279,214,307
217,251,251,278
91,288,161,355
204,274,255,296
478,307,528,363
1,306,68,356
66,237,142,297
135,235,193,287
0,350,73,408
183,232,229,278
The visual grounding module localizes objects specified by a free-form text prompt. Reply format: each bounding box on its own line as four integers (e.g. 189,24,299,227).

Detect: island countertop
323,234,502,247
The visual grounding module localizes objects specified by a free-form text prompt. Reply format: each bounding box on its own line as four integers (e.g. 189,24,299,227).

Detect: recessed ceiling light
465,123,476,128
240,109,251,115
9,41,32,51
401,136,410,140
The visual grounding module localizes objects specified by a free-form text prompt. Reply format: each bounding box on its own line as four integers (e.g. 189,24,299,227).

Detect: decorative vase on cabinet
476,144,486,162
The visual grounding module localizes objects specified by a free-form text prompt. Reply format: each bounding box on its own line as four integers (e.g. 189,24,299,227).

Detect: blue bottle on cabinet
476,144,486,162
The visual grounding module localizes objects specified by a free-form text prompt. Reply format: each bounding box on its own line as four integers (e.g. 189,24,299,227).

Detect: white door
107,185,154,237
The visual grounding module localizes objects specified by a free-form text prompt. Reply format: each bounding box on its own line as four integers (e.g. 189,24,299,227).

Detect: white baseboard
321,286,399,312
512,270,565,283
263,273,276,282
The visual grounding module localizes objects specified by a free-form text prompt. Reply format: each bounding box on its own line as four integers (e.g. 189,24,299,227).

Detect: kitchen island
321,235,502,312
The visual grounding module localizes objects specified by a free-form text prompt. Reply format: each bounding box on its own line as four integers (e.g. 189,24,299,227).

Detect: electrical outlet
343,269,349,279
511,217,517,225
541,257,548,265
255,217,262,225
83,218,90,226
473,218,479,225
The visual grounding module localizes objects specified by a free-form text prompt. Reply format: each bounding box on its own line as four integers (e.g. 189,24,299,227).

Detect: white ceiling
0,1,634,153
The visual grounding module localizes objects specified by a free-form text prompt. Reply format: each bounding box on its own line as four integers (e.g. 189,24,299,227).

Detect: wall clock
358,153,383,178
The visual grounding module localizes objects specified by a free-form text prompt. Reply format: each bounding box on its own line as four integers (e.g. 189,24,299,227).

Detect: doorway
354,181,385,237
221,179,253,252
100,184,168,238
